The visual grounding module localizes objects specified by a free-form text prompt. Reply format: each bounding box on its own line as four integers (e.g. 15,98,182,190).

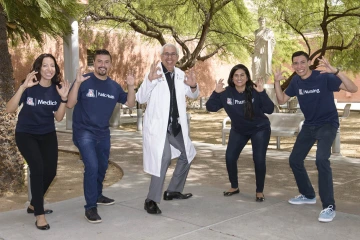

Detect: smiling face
232,68,248,90
40,57,56,82
160,45,179,72
292,55,312,79
94,54,112,79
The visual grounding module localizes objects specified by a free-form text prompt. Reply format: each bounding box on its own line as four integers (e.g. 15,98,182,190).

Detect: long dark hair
227,64,256,120
29,53,62,85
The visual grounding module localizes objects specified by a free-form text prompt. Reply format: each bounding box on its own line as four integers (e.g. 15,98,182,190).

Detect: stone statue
252,17,276,82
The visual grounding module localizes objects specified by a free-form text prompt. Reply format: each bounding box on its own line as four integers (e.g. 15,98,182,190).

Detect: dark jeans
289,124,337,210
73,131,110,210
225,128,271,193
15,131,58,216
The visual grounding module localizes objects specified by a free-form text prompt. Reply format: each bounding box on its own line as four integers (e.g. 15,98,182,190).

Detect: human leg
167,131,191,193
315,124,337,210
38,132,58,199
147,133,172,203
289,126,317,199
73,134,99,210
15,132,45,216
251,128,271,195
95,136,111,202
225,129,249,189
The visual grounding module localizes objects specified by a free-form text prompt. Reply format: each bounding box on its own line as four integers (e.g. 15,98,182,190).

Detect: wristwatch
190,84,197,89
61,99,68,103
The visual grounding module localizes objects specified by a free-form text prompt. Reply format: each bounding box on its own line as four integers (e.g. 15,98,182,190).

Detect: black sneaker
85,208,102,223
97,195,115,205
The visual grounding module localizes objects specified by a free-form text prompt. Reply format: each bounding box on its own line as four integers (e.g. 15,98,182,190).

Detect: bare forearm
54,103,66,121
6,85,26,113
125,85,136,108
66,82,81,109
274,82,287,105
338,72,358,93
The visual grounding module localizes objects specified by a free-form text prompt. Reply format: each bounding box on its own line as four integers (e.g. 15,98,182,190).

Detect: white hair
160,43,179,55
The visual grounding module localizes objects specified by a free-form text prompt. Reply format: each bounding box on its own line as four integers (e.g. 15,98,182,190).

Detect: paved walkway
1,118,360,240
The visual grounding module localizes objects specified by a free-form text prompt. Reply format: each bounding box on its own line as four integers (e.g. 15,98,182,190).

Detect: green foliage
1,0,83,44
84,0,256,69
253,0,360,74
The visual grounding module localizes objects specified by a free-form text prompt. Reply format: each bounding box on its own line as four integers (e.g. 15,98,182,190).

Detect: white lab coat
136,63,199,177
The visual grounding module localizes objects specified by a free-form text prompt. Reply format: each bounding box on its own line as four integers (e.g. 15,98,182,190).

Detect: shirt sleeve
285,77,297,97
206,91,223,112
258,91,274,114
326,74,342,92
117,85,128,104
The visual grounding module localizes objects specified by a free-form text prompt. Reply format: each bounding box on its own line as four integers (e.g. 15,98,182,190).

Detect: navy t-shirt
206,87,274,135
16,84,61,134
72,73,128,138
285,70,341,128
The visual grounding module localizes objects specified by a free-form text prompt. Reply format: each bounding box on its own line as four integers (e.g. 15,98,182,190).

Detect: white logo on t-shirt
299,88,320,95
26,97,34,106
86,89,95,97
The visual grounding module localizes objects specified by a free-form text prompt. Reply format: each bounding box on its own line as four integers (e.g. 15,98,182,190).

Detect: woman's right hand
22,71,39,89
215,79,225,93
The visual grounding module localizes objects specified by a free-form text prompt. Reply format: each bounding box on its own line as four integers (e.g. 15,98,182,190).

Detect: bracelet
334,68,340,76
61,99,68,103
190,84,197,89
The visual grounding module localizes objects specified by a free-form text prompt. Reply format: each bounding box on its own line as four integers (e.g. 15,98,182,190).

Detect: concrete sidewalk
1,119,360,240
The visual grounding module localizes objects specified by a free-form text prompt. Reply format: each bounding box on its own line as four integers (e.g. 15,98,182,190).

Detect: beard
96,68,107,76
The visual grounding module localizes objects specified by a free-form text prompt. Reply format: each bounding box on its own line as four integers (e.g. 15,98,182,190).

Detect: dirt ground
1,108,358,213
0,152,122,213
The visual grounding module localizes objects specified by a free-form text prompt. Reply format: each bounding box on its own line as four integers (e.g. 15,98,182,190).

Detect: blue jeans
226,127,271,193
289,124,337,210
73,131,110,210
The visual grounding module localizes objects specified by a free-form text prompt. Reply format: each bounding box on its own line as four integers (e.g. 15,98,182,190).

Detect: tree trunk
0,6,25,195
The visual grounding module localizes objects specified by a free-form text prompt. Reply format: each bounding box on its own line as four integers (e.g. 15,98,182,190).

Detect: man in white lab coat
136,43,199,214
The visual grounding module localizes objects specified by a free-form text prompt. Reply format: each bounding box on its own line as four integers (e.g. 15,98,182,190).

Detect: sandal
223,188,240,196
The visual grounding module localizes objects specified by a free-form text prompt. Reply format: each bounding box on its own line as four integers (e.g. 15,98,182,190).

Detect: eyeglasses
162,52,178,57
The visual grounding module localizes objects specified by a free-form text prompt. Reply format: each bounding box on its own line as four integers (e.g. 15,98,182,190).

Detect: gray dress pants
147,130,191,203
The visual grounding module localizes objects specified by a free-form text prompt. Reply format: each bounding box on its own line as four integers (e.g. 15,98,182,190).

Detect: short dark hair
292,51,309,62
31,54,62,85
94,49,112,62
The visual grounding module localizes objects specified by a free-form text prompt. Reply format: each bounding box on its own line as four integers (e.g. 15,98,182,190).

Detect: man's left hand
317,56,337,74
125,70,135,86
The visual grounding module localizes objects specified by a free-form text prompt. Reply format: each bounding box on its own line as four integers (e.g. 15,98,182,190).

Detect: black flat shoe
256,193,265,202
144,200,162,214
223,188,240,196
35,221,50,230
163,191,193,200
27,207,53,214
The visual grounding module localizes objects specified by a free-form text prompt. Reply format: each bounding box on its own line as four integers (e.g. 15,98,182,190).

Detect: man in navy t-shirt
274,51,358,223
67,49,135,223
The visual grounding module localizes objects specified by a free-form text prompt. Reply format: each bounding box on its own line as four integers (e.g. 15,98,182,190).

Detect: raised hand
22,71,39,89
148,60,162,81
316,56,337,74
273,66,287,82
215,79,225,93
254,78,265,92
56,80,70,100
76,67,90,83
184,68,197,87
125,70,135,86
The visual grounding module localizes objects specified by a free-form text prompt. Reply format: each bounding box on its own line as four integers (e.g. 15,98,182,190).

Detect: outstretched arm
6,71,39,113
273,66,291,105
317,57,358,93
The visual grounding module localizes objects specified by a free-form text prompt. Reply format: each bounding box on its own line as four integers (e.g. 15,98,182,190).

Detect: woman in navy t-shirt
206,64,274,202
6,54,69,230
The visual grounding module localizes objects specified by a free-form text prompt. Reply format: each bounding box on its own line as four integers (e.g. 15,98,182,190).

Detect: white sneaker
288,194,316,205
318,205,336,223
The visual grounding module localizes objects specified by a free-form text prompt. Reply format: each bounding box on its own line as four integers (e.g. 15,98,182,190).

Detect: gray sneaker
318,205,336,223
288,194,316,205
